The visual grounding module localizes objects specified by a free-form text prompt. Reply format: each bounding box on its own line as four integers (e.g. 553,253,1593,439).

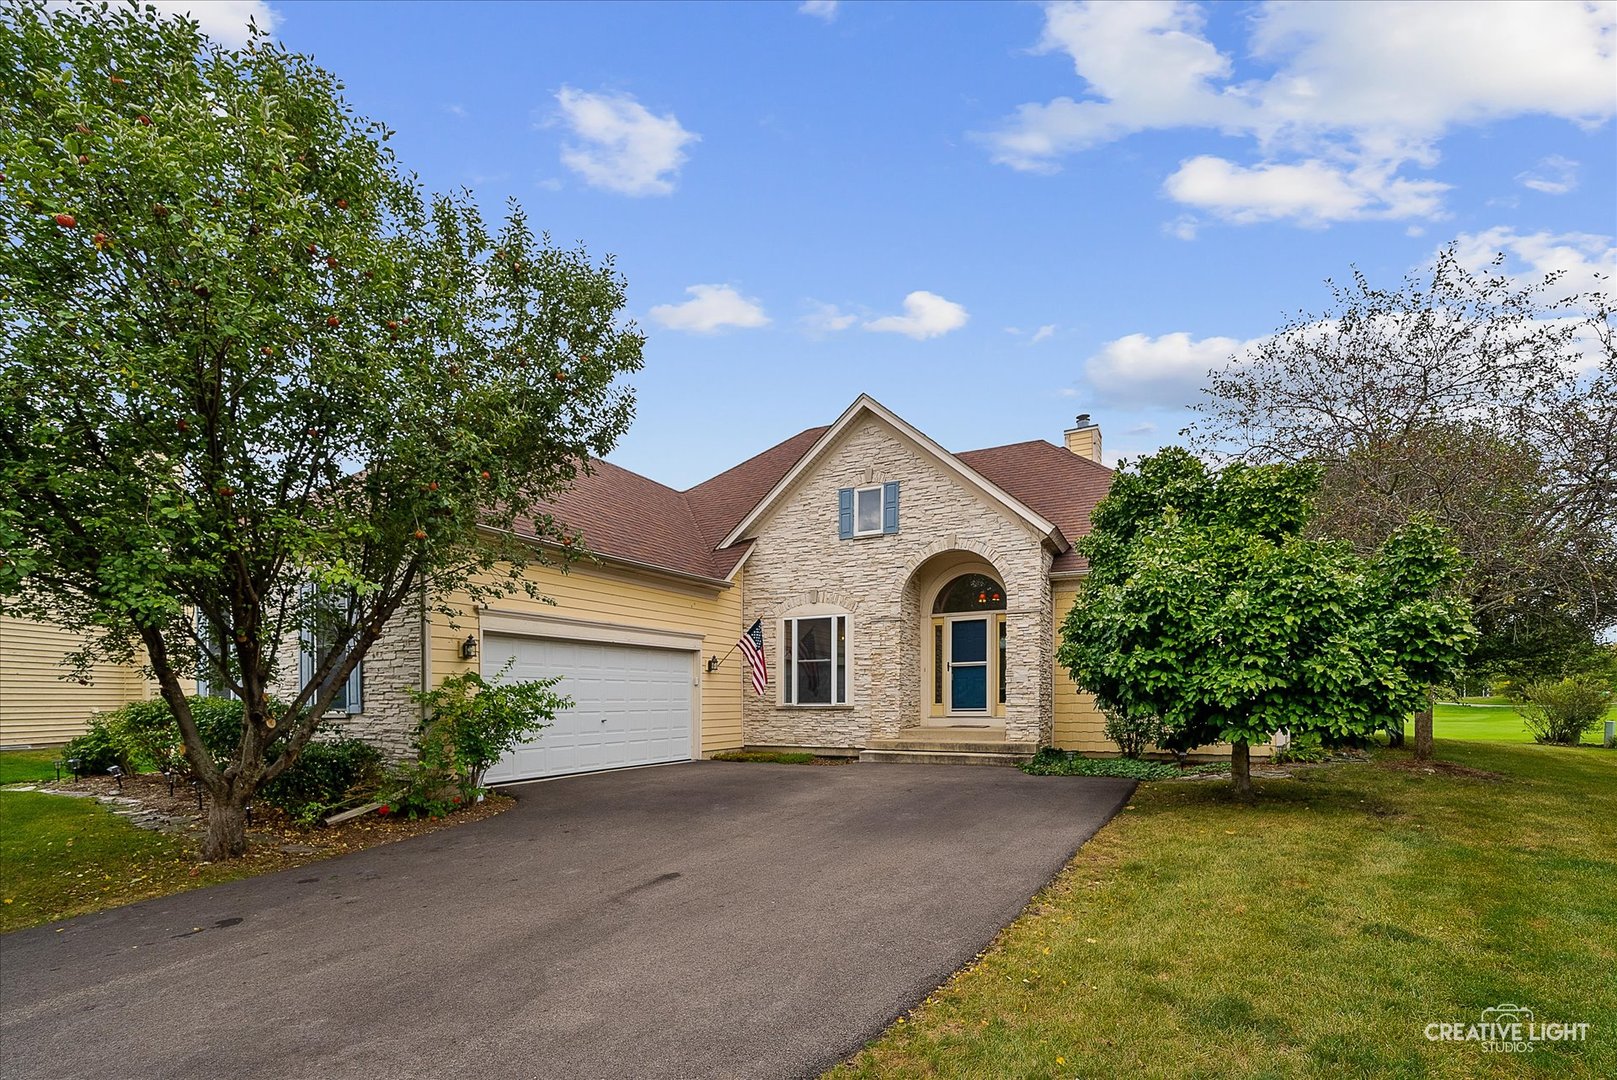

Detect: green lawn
0,748,62,786
0,790,258,932
1415,701,1615,745
837,740,1616,1079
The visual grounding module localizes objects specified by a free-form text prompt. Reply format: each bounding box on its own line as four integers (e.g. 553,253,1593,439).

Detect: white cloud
1164,155,1448,226
863,291,970,340
649,285,770,334
1452,227,1616,297
986,0,1617,226
1030,324,1057,344
1083,331,1257,407
800,301,857,337
444,104,468,119
1164,215,1200,241
1517,154,1580,195
86,0,278,47
553,87,698,197
799,0,839,21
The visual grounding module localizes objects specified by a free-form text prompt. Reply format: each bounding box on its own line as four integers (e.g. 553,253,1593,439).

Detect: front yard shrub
61,717,128,775
100,695,285,775
1272,729,1329,764
1517,674,1610,745
408,663,571,803
259,735,383,824
1101,711,1170,758
102,698,184,773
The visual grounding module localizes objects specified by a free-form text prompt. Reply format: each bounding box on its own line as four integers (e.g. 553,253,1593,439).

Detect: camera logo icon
1481,1004,1534,1027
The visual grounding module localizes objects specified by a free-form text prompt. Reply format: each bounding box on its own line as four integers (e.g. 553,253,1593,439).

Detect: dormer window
838,481,899,539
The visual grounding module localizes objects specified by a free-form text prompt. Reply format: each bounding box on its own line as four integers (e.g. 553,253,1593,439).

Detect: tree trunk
1230,740,1255,804
202,796,250,861
1413,688,1435,760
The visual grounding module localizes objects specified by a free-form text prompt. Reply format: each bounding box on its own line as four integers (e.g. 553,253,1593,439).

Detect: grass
0,748,64,786
0,790,277,932
836,740,1616,1079
711,750,818,764
1417,701,1615,746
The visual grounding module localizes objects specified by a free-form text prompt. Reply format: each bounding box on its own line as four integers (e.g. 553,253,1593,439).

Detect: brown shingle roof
955,440,1112,573
533,422,1109,581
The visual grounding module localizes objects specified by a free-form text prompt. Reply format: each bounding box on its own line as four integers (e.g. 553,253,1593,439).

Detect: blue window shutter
345,661,363,715
838,488,854,539
882,481,900,534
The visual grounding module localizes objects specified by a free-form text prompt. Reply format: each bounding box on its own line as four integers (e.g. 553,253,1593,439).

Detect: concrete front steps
859,727,1037,767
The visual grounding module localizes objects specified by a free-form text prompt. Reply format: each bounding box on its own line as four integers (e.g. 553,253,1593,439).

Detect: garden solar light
108,765,123,789
66,756,84,780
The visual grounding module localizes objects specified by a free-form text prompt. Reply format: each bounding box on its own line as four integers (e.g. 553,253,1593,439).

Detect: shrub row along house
4,395,1247,776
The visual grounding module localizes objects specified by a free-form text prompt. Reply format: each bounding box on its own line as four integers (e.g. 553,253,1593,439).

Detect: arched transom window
933,573,1007,613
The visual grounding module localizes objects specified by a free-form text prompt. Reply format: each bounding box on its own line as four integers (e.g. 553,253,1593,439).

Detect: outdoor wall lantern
706,655,720,673
461,634,478,661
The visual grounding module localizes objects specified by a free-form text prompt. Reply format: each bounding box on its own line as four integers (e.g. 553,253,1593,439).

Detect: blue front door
948,617,989,712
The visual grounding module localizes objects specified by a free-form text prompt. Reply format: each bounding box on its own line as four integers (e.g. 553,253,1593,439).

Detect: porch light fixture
461,634,478,660
706,655,720,673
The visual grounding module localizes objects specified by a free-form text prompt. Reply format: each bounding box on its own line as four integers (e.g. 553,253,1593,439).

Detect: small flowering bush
407,661,570,804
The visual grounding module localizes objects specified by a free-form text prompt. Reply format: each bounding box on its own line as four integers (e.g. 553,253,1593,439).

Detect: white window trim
851,484,887,538
778,613,852,707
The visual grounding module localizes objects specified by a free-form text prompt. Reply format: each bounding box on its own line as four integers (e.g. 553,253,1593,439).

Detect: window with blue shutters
299,588,364,715
841,481,899,538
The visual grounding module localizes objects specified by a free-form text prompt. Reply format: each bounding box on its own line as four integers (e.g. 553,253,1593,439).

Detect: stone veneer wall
268,590,424,760
741,414,1054,749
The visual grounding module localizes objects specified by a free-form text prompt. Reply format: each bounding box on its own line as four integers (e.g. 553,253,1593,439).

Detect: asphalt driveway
1,762,1132,1080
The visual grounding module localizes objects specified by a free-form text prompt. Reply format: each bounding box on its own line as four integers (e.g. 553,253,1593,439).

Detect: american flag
737,619,768,697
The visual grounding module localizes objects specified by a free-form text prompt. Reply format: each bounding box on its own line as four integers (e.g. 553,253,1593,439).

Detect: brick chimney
1063,414,1102,463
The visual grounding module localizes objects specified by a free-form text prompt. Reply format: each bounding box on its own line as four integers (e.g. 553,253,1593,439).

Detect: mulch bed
35,771,513,865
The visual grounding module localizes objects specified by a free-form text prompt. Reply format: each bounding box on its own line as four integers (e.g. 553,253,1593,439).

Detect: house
0,611,155,748
1,394,1133,770
269,394,1124,779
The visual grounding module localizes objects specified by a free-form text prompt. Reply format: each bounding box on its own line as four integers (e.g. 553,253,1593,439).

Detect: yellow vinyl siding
0,612,153,747
1051,582,1110,752
429,560,746,755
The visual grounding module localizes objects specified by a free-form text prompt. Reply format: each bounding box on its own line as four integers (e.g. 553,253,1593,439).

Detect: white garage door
481,633,695,783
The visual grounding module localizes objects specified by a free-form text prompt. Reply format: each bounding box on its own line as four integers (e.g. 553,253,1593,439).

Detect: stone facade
740,414,1055,749
268,592,424,760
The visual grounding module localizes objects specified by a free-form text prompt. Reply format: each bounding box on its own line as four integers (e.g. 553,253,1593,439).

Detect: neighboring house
0,611,154,747
275,394,1136,778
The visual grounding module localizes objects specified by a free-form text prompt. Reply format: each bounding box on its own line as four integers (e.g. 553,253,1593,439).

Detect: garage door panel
480,633,693,783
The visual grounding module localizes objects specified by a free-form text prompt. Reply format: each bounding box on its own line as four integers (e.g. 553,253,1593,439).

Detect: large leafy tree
0,2,644,858
1059,449,1473,802
1193,246,1616,755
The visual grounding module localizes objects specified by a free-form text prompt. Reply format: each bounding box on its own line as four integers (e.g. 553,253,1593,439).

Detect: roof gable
525,395,1111,582
716,395,1064,550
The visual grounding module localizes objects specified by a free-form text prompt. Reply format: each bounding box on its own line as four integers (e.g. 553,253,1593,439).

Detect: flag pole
708,639,741,672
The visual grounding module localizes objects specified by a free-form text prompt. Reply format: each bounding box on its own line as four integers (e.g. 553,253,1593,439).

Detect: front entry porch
860,725,1038,767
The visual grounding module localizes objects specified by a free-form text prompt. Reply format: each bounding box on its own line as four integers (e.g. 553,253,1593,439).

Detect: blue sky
188,0,1613,487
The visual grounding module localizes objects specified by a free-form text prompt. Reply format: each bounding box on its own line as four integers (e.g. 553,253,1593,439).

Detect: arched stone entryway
892,549,1012,739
